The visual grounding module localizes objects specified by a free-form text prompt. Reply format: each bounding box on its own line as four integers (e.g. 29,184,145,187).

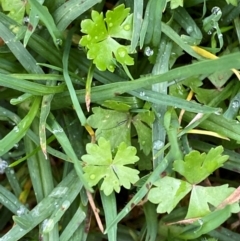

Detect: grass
1,0,240,240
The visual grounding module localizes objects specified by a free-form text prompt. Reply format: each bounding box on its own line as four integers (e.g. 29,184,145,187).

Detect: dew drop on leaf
90,174,96,180
109,23,113,27
139,91,145,97
123,24,130,31
109,65,115,71
153,140,164,150
117,48,126,57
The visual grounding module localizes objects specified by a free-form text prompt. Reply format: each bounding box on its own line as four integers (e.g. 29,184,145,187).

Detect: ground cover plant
1,0,240,240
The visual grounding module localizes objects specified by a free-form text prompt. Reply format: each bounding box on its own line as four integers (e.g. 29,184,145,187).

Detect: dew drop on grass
22,16,29,25
139,91,145,97
144,46,154,56
186,26,193,34
153,140,164,150
208,30,213,35
0,159,8,174
52,128,63,134
56,39,62,46
232,100,240,109
212,6,222,15
49,187,68,198
17,206,26,216
13,126,19,133
42,219,54,233
61,200,71,210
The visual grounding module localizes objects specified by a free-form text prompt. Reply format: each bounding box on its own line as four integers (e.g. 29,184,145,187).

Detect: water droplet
14,143,19,149
139,91,145,97
198,219,203,225
90,174,95,180
42,219,54,233
49,187,68,198
142,141,146,145
22,16,29,25
55,39,62,46
0,159,8,174
153,140,164,150
17,206,26,216
232,100,239,109
208,30,213,35
94,36,98,40
52,128,63,134
186,26,193,34
35,14,39,19
61,200,70,210
109,23,113,27
212,6,222,15
13,126,19,133
218,33,223,38
109,65,115,71
117,47,126,58
144,46,154,56
123,24,130,31
87,35,91,40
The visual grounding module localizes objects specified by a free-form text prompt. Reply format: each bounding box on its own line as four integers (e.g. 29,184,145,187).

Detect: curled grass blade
0,97,41,156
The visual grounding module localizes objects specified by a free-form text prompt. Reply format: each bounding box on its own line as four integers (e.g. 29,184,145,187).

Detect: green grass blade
28,0,62,48
0,97,41,156
131,0,143,51
0,73,66,95
143,202,158,241
0,170,82,241
151,34,172,168
100,191,117,240
62,28,87,126
46,113,92,191
0,21,44,74
0,185,28,214
52,53,240,109
39,80,56,158
54,0,100,31
60,205,86,241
